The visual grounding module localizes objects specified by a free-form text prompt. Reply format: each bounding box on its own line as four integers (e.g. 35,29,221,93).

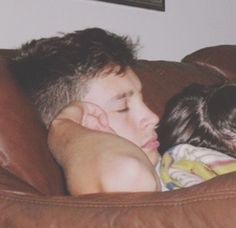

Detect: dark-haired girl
157,83,236,190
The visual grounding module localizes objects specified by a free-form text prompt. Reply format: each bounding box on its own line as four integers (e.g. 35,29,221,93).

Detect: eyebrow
107,82,143,105
111,91,134,101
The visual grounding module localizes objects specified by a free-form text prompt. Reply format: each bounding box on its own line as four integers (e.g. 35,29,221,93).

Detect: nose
140,105,160,129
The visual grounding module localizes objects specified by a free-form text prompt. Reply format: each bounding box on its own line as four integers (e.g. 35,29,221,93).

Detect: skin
48,66,161,195
83,67,160,166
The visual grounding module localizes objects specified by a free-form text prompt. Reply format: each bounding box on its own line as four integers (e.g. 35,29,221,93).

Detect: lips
141,136,160,150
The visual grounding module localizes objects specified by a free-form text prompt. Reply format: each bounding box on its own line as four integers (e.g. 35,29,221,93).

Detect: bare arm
48,102,160,195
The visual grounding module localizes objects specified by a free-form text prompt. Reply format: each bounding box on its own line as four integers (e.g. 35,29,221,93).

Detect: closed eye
117,107,129,113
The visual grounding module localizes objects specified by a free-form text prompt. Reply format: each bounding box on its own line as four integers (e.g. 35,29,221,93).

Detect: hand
54,101,115,134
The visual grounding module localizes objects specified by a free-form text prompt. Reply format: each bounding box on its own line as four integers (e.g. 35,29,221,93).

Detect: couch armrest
1,172,236,228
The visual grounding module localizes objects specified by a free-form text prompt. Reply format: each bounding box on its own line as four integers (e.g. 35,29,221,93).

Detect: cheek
108,114,139,145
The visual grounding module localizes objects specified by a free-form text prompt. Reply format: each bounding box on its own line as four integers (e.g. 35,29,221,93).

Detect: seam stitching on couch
1,193,236,208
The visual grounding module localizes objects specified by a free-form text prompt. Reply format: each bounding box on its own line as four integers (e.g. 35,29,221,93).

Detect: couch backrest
135,60,224,118
0,58,66,195
182,45,236,81
0,45,234,196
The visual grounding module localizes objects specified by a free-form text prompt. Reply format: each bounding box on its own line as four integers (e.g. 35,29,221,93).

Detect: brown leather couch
0,45,236,227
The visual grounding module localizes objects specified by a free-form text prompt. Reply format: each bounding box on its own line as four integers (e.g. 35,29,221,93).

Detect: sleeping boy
12,27,162,194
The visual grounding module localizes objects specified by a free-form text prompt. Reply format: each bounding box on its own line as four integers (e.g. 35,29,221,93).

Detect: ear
51,101,114,134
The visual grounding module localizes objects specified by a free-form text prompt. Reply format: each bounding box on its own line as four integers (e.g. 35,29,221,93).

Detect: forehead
83,67,142,103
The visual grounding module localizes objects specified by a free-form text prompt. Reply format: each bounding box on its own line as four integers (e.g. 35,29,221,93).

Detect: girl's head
157,83,236,158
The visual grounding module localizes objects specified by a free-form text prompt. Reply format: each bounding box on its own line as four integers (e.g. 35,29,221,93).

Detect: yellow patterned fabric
159,144,236,191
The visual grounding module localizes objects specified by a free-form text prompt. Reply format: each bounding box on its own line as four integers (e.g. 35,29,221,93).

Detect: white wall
1,0,235,61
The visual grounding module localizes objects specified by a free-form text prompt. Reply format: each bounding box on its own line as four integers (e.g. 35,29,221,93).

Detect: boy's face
83,67,160,166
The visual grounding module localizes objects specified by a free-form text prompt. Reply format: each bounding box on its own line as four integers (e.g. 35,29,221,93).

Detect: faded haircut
11,28,138,127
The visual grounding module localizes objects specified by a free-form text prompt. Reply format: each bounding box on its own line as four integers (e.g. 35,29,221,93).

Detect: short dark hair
11,28,137,127
157,83,236,158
